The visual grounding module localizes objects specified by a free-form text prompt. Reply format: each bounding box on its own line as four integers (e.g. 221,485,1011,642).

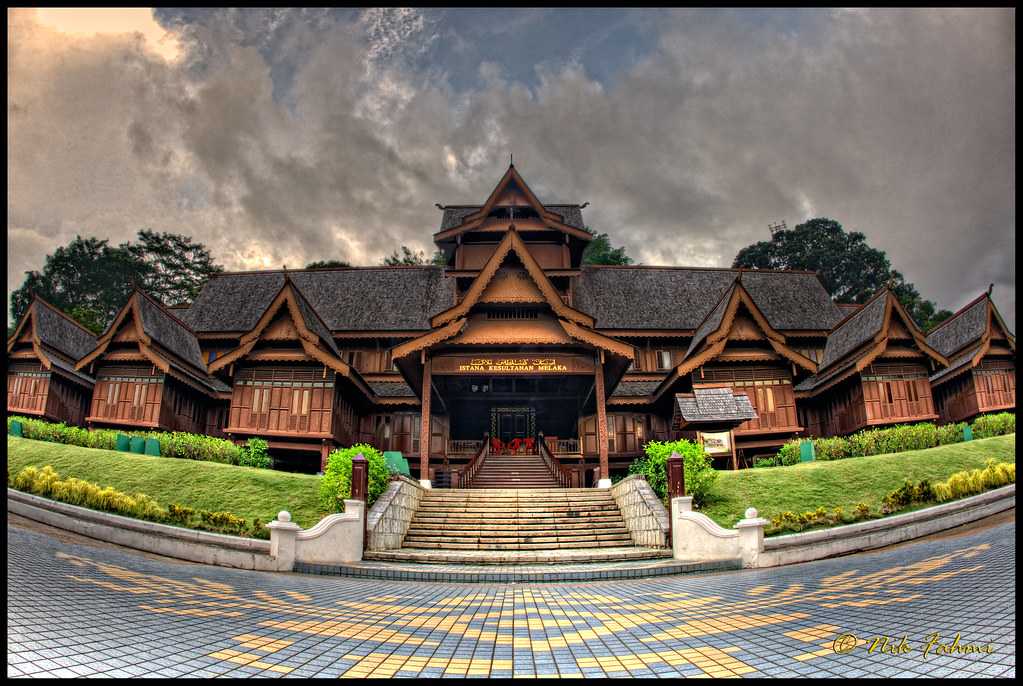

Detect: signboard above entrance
432,353,594,375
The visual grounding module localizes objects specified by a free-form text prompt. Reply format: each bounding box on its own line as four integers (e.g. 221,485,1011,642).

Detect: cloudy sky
7,8,1015,328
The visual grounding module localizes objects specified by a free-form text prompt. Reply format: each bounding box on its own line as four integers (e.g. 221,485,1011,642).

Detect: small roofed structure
673,387,758,469
673,387,757,430
7,296,97,426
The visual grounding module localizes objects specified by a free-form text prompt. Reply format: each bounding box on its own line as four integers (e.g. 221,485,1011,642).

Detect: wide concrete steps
363,546,672,565
466,454,561,489
370,486,672,564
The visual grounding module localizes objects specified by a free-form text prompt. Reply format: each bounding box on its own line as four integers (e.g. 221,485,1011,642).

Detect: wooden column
420,354,432,485
594,352,610,485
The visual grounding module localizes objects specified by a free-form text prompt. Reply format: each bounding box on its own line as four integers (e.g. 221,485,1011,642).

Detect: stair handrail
537,433,571,488
461,433,489,488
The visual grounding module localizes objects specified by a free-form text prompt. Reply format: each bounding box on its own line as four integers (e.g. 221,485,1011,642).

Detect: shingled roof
611,380,662,397
182,268,457,334
28,299,97,361
368,381,417,397
287,281,340,356
926,296,989,358
135,292,207,372
817,292,888,371
929,343,982,384
575,267,843,332
439,204,586,231
675,388,757,423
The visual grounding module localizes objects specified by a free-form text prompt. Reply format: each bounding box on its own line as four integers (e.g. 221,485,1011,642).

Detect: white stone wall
610,475,670,548
366,475,424,551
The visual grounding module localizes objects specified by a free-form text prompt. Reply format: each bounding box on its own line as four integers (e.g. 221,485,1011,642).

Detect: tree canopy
733,217,952,330
305,259,351,269
581,230,633,265
383,246,447,266
9,231,223,335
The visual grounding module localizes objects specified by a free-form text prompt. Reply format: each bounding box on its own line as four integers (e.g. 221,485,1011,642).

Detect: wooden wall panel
7,373,49,416
91,377,162,426
975,364,1016,413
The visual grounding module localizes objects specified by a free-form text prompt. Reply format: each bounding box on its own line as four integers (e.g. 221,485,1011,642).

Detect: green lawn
700,434,1015,531
7,436,325,528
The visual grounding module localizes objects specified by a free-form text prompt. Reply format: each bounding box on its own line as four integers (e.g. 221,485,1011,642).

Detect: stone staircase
465,453,561,489
363,487,672,564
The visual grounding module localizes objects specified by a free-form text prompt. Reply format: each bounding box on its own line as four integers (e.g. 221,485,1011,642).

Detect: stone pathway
6,519,1016,678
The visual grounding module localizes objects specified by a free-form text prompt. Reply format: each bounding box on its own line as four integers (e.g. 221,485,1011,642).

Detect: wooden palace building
6,165,1016,483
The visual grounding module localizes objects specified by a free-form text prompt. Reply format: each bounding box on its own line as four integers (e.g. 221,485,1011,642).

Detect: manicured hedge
763,412,1015,468
9,465,268,538
6,416,271,468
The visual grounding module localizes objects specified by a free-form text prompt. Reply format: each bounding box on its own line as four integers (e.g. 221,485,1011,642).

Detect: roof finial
510,152,514,167
987,282,994,296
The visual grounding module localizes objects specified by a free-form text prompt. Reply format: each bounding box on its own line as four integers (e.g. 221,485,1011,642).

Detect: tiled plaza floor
6,519,1016,678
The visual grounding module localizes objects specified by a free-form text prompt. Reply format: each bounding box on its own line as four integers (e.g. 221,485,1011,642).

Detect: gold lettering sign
457,358,569,373
431,353,593,375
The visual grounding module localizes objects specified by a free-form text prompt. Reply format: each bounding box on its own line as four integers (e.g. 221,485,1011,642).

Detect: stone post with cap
267,510,301,572
735,507,769,568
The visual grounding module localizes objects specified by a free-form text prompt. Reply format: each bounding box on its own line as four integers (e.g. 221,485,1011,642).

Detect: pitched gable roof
431,228,593,328
77,290,221,393
682,279,816,370
433,164,593,242
440,204,585,231
574,267,844,332
818,290,889,371
181,267,456,334
7,297,97,362
926,292,1014,358
796,289,948,394
134,291,207,371
208,278,353,376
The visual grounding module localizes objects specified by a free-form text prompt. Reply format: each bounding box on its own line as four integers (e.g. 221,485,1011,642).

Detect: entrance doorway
492,407,536,444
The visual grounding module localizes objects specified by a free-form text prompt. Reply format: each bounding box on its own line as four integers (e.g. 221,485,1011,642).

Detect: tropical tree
306,259,352,269
582,231,633,266
9,231,223,332
383,245,446,266
733,218,952,330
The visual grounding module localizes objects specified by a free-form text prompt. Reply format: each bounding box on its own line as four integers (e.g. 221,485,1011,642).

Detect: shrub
774,414,1014,466
933,459,1015,503
7,416,244,465
10,465,267,537
319,444,390,513
239,438,272,469
776,442,800,466
629,439,717,507
972,412,1015,439
753,457,778,469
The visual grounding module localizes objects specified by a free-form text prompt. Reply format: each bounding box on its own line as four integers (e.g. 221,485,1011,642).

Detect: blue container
129,436,146,454
963,425,973,442
115,434,131,452
10,420,23,438
799,440,816,462
144,438,161,456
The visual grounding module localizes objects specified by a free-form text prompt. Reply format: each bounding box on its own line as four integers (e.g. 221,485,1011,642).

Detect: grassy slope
7,436,324,528
700,434,1016,530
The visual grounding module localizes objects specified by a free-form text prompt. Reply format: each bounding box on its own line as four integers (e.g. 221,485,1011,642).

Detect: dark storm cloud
7,8,1015,328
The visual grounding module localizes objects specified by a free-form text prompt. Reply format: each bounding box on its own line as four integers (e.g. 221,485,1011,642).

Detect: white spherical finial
277,511,292,523
744,507,758,519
